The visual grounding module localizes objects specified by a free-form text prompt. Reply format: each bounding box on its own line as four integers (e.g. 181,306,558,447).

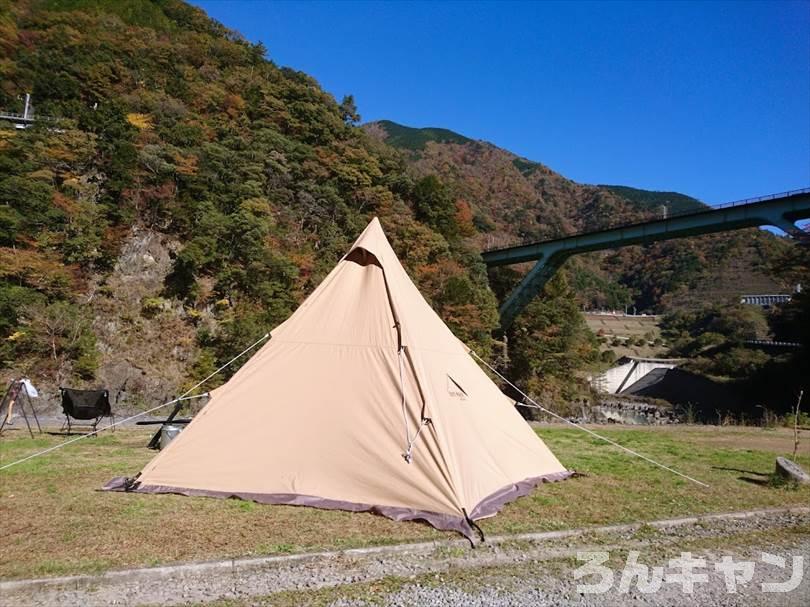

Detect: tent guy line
0,394,207,471
0,332,270,472
469,350,711,488
398,348,431,463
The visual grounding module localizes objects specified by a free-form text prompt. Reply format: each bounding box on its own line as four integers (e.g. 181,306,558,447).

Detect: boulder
775,457,810,485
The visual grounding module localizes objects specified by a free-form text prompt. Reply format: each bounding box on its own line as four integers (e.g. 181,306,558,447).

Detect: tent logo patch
447,375,468,400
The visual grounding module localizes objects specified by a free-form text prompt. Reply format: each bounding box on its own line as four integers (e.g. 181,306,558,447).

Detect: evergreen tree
507,272,598,409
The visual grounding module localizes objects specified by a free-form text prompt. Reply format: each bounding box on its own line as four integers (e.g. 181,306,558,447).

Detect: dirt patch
679,426,804,454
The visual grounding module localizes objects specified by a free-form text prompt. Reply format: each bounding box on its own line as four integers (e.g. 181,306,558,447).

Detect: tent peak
347,217,392,260
364,216,383,232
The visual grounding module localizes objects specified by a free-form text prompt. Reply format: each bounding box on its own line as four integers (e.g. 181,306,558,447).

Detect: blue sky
193,1,809,205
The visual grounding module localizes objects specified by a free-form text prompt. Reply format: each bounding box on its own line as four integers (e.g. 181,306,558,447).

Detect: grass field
0,425,808,580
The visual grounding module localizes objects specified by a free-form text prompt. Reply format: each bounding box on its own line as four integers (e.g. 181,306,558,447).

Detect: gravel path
2,508,807,606
330,540,809,607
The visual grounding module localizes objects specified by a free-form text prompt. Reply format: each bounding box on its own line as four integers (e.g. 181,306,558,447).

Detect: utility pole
793,389,803,460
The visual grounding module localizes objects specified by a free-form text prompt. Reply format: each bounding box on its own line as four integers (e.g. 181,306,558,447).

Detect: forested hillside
0,0,799,413
0,0,508,406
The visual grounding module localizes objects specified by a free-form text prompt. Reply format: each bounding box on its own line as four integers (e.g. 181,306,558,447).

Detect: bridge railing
483,187,810,253
0,112,36,122
0,111,57,124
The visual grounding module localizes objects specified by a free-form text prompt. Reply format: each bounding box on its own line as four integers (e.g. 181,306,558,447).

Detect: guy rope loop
398,347,430,463
470,350,710,488
0,332,270,472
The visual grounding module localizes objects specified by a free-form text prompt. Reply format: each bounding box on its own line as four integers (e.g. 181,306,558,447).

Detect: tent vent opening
345,247,382,268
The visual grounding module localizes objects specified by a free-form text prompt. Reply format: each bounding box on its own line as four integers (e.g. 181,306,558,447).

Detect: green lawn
0,425,807,579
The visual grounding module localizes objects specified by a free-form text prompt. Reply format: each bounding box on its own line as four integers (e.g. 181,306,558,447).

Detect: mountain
598,185,706,216
0,1,797,412
369,120,473,151
366,120,792,311
0,0,503,406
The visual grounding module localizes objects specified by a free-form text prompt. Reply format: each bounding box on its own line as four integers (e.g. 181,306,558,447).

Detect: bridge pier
761,210,807,240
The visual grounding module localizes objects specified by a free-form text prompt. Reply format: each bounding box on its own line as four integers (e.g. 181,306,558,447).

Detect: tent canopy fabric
105,218,571,538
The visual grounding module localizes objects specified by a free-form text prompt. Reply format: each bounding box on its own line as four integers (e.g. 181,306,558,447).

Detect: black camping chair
60,388,113,435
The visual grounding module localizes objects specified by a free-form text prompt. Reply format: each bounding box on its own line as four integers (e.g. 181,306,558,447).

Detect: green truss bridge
482,188,810,329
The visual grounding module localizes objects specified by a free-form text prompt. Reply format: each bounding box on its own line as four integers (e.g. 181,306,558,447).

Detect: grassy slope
0,425,807,579
372,120,474,151
584,313,667,358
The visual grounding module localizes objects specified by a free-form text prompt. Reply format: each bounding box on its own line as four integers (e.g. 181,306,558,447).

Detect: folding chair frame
59,388,115,436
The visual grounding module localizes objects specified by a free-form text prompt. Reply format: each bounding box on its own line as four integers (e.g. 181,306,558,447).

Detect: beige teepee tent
106,218,570,538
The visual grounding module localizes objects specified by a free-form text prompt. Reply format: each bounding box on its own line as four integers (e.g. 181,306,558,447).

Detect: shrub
599,349,616,364
141,297,165,318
